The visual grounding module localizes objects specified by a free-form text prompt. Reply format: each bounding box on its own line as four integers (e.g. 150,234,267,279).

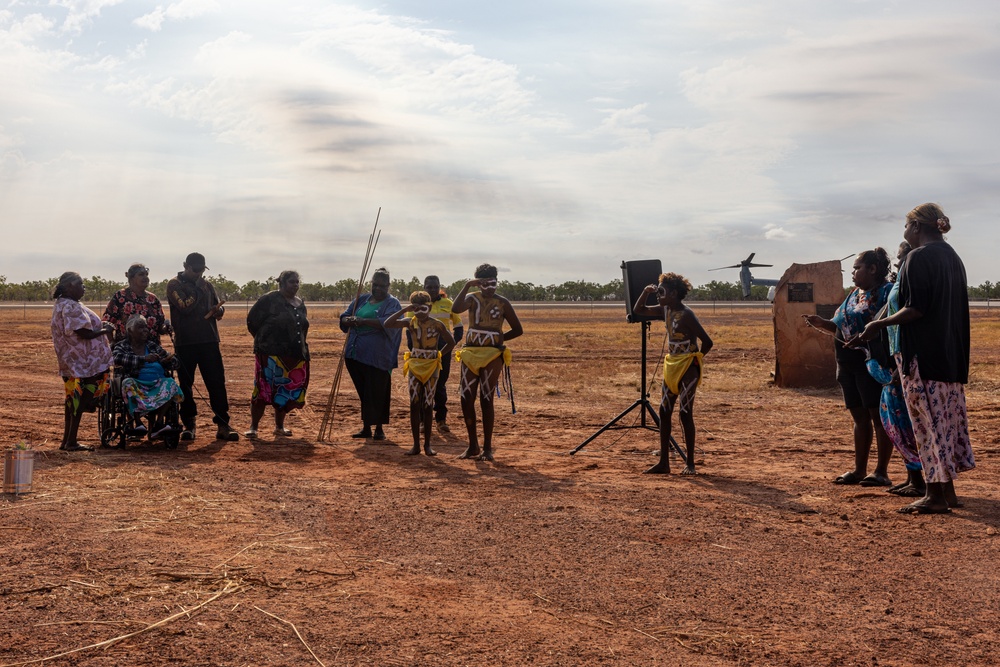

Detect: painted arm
685,310,713,356
500,298,523,343
439,322,457,358
450,280,480,314
632,284,664,318
384,305,416,329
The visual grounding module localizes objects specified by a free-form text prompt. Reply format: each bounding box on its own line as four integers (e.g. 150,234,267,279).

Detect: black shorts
836,361,882,410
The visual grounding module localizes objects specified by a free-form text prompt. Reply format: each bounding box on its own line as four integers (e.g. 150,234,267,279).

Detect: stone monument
772,260,844,388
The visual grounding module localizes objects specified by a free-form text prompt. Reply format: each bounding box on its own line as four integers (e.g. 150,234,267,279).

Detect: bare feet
898,498,951,514
476,449,494,462
644,462,670,474
680,466,697,476
887,483,926,498
406,446,420,456
458,446,481,459
424,446,437,457
943,482,963,508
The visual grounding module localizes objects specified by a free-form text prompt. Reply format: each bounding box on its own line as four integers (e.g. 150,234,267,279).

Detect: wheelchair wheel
163,401,181,450
164,430,180,449
97,389,127,449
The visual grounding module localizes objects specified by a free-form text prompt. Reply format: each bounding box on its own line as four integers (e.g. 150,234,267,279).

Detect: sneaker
150,424,175,440
180,427,196,441
244,429,258,439
216,426,240,442
273,427,292,437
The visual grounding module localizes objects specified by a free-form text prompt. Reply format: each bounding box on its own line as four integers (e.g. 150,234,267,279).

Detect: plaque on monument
787,283,814,303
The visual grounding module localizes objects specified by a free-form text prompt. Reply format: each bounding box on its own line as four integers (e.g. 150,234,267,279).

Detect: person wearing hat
166,252,239,442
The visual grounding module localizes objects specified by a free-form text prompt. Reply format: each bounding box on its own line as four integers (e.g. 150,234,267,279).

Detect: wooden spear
317,209,381,442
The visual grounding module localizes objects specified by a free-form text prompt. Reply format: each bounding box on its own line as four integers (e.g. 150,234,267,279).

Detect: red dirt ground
1,305,999,666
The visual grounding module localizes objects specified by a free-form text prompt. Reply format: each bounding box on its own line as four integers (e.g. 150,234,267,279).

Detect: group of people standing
338,264,522,460
804,202,974,514
50,255,521,460
50,252,246,449
46,203,976,505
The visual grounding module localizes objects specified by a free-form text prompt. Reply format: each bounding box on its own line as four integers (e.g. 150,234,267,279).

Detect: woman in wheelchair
112,314,184,444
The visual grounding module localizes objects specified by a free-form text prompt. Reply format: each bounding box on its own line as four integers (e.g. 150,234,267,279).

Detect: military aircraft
708,253,780,299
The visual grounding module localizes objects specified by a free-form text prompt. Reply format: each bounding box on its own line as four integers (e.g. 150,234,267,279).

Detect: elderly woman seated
112,315,184,441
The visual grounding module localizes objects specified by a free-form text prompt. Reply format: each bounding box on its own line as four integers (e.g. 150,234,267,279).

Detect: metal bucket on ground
3,450,34,494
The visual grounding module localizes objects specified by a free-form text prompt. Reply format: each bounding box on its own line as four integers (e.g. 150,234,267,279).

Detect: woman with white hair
112,314,184,445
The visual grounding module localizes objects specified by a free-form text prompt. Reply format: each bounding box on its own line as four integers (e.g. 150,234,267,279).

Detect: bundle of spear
317,209,382,442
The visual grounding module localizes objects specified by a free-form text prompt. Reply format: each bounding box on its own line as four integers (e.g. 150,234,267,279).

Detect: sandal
833,470,864,485
898,503,951,515
859,473,892,487
60,443,94,452
888,484,926,497
273,427,292,437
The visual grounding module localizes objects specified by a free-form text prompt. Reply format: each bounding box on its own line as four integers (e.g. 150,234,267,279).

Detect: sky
2,0,1000,289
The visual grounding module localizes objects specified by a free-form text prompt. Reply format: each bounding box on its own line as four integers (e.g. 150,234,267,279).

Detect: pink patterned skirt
900,356,975,483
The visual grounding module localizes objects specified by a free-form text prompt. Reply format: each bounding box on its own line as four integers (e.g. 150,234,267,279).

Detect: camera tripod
570,320,687,464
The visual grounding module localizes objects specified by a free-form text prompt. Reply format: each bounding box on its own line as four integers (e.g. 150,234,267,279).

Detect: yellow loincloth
663,352,703,395
403,350,442,384
455,346,512,376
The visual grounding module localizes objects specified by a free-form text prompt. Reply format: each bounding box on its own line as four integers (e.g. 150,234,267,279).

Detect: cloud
3,1,1000,286
134,0,220,32
51,0,126,34
133,9,167,32
764,224,793,240
680,17,993,132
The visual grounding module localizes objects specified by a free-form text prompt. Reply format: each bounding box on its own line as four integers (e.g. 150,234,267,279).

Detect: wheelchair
97,370,181,449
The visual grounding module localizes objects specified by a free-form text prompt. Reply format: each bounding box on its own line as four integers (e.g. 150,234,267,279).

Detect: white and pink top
51,298,113,378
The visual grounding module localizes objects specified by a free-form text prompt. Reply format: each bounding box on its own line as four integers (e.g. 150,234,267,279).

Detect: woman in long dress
859,203,974,513
50,272,114,451
245,271,310,439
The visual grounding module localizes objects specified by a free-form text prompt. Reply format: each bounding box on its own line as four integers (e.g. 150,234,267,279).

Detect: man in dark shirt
166,253,239,441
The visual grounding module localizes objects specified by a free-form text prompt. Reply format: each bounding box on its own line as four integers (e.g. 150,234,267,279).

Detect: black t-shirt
898,242,970,383
166,273,222,346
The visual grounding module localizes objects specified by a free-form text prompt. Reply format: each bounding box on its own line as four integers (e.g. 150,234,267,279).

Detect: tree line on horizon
2,274,1000,303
